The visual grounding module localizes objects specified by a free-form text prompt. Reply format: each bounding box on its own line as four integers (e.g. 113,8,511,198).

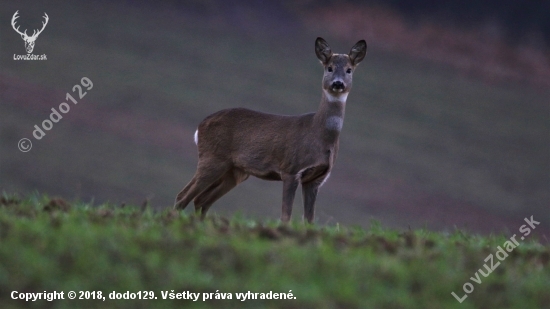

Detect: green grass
1,194,548,309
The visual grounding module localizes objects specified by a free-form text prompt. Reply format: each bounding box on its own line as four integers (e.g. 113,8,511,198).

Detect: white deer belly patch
325,116,343,131
319,172,331,187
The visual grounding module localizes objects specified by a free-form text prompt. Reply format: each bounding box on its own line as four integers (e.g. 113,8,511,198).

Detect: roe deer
174,37,367,223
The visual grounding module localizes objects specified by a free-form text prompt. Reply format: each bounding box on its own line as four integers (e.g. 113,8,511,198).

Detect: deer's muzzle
331,81,345,92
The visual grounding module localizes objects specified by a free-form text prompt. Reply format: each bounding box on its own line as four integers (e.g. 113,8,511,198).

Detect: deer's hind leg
174,160,231,210
193,168,248,218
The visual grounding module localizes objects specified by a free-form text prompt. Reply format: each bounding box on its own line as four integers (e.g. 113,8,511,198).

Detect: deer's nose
332,81,344,89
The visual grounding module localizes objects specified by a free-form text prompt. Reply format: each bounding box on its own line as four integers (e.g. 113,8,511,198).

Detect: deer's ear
349,40,367,66
315,37,332,65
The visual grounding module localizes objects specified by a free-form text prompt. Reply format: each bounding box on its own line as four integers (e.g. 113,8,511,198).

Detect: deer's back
196,108,324,177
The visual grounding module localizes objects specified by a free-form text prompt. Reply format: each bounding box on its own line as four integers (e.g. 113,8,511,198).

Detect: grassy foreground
0,194,548,309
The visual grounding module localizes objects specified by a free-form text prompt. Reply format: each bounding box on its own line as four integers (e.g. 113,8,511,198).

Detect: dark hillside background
374,0,549,41
1,0,548,235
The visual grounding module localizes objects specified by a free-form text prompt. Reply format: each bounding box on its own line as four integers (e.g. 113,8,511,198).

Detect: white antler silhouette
11,10,49,53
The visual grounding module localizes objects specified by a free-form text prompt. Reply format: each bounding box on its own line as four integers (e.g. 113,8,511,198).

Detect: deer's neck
313,90,348,142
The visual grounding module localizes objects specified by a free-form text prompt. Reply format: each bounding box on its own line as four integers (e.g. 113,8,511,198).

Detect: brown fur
174,37,367,223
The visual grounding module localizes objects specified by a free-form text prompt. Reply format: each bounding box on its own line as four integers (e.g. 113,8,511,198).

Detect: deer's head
11,11,49,54
315,37,367,98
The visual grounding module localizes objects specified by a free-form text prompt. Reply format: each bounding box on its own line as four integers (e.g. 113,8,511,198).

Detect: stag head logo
11,10,49,54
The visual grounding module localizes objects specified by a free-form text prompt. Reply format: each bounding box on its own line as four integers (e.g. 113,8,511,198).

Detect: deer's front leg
281,174,299,222
302,181,321,224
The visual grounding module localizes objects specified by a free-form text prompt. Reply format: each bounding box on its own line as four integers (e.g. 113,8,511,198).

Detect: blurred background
1,0,548,235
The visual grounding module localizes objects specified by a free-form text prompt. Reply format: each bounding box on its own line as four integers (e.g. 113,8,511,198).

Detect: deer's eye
327,66,333,73
346,68,352,74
